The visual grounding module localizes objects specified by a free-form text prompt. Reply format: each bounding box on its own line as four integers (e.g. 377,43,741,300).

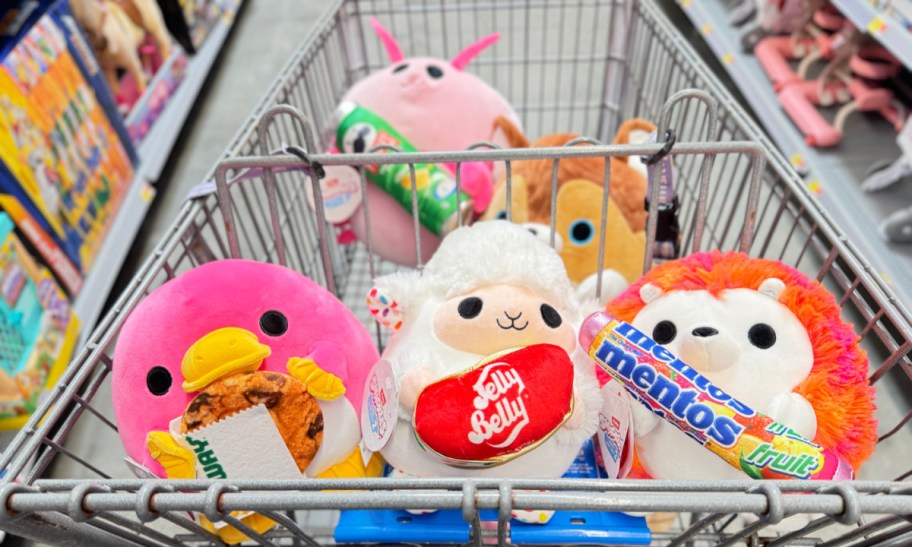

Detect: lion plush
481,118,655,295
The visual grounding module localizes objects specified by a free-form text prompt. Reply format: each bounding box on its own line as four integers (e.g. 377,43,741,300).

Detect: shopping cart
3,0,912,545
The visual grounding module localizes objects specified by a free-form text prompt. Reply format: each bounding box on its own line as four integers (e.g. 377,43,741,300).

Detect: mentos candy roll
333,101,473,236
579,311,854,480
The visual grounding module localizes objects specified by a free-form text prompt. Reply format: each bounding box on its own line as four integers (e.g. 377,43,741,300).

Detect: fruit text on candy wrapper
592,321,750,448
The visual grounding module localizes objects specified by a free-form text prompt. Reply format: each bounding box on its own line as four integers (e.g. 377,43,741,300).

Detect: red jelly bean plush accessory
413,344,574,465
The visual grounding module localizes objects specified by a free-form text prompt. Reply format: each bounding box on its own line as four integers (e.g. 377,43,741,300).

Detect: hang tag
596,380,635,478
361,359,398,453
358,440,373,468
305,165,363,224
124,457,159,479
642,131,680,262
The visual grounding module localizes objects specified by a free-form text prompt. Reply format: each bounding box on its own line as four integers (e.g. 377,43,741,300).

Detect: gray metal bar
0,512,147,547
8,488,912,516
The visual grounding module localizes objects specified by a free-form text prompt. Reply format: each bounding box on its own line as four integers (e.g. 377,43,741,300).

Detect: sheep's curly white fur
372,220,603,478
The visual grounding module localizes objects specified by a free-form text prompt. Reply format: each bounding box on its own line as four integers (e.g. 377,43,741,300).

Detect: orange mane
607,251,877,472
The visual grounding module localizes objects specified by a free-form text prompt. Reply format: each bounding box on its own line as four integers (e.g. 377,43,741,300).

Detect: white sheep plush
365,221,603,497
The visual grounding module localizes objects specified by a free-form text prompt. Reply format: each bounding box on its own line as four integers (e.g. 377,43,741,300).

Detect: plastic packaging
579,311,854,480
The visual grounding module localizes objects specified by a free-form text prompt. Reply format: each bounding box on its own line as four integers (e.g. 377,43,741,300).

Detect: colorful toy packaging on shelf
68,0,175,114
125,50,187,144
0,212,79,431
0,190,82,296
0,1,137,278
156,0,236,53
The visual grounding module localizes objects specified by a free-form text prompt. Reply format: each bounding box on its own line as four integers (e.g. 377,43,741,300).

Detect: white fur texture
629,286,817,480
371,221,602,478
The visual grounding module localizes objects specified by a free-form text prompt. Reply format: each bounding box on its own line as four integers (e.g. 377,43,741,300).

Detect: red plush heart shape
413,344,574,466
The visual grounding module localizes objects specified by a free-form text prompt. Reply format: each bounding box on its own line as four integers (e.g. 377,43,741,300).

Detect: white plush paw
576,270,628,307
566,391,585,430
765,392,817,440
398,366,435,412
629,396,661,437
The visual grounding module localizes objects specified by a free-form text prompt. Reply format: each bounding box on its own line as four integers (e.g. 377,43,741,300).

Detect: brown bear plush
481,118,656,292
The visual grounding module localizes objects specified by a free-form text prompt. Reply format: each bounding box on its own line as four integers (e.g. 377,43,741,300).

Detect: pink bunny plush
333,18,521,267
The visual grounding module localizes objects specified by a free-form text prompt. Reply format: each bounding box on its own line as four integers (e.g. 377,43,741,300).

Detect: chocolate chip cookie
180,371,323,473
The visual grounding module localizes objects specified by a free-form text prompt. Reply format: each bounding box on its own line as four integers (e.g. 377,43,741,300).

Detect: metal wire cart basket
3,0,912,545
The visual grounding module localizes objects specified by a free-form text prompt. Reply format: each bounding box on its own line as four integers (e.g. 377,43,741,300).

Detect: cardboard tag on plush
597,380,634,478
361,359,398,453
413,344,574,466
173,405,300,529
124,457,159,479
305,165,363,223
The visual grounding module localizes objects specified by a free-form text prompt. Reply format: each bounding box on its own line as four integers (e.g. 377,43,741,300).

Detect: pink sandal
754,3,849,90
778,46,904,147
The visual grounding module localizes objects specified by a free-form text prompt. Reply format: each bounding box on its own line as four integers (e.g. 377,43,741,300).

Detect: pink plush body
339,19,520,266
111,259,379,477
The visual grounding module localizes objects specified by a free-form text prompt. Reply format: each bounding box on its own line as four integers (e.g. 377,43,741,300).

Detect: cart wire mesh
2,0,912,545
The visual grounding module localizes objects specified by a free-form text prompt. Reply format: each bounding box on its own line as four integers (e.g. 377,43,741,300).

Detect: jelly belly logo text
467,362,530,448
594,323,752,448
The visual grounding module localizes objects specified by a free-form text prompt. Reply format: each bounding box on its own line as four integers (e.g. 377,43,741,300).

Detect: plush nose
504,310,523,321
679,329,738,373
402,71,423,86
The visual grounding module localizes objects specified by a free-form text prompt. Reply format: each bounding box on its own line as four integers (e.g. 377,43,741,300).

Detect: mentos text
593,323,752,448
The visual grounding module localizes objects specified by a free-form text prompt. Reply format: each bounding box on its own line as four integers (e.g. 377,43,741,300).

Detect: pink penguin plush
112,259,381,482
336,18,521,267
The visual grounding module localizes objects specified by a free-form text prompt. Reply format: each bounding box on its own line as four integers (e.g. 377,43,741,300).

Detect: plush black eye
748,323,776,349
393,63,409,73
457,297,483,319
569,219,594,245
540,304,562,328
426,65,444,78
495,210,508,220
352,135,366,153
260,310,288,336
146,367,172,396
653,320,677,344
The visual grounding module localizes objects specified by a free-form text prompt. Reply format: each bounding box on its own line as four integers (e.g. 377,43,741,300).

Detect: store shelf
677,0,912,307
136,6,238,183
830,0,912,71
70,4,242,337
72,177,155,336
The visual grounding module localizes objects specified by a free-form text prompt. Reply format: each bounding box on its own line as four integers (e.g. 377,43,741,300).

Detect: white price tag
305,165,363,223
360,360,398,453
597,380,635,478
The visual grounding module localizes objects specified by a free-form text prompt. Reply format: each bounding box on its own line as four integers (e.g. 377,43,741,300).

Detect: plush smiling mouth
496,318,529,331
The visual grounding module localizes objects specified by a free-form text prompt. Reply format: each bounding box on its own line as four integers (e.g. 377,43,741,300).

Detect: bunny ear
369,17,404,63
451,32,500,70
